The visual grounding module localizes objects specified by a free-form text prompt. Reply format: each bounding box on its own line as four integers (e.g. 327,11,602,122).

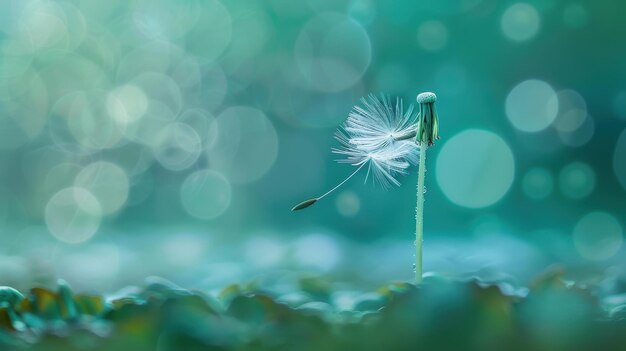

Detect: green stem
415,144,427,284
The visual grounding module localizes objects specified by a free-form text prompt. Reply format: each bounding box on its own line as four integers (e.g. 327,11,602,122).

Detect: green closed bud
415,92,440,146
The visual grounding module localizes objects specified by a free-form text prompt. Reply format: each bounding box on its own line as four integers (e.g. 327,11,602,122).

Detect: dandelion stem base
415,144,427,284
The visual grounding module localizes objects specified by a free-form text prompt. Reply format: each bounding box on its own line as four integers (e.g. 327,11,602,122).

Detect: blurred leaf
0,287,24,308
57,280,79,320
352,293,387,312
29,288,61,320
0,308,15,331
75,295,106,316
298,277,332,303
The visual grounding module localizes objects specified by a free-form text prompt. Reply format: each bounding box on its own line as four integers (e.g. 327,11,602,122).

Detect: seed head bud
415,92,440,146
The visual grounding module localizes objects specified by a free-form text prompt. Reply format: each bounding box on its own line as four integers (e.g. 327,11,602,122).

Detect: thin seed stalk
415,144,427,284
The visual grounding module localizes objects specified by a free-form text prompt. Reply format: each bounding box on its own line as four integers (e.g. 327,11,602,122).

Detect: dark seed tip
291,198,317,211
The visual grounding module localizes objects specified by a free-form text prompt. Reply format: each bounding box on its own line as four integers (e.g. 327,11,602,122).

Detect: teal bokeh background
1,0,625,291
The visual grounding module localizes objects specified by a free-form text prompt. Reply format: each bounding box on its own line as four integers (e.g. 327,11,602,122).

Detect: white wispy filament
291,94,419,211
333,94,420,188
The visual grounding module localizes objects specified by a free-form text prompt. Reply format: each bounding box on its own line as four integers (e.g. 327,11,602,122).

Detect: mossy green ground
2,270,626,351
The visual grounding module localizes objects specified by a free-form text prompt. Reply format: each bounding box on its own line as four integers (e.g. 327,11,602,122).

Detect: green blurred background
1,0,625,293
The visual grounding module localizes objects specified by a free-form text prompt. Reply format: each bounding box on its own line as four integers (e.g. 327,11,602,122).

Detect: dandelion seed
292,94,419,211
333,94,421,189
292,91,442,287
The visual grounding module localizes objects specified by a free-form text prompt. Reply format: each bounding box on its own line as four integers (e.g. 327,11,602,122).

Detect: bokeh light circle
106,84,148,125
74,161,130,215
130,72,183,115
45,187,102,244
44,162,82,201
555,110,587,133
557,114,594,147
61,92,125,151
17,0,69,52
501,3,541,42
183,0,232,64
335,191,360,217
522,167,553,200
170,53,202,90
153,122,202,171
178,108,217,144
436,129,515,208
132,0,202,41
193,65,228,112
206,106,278,184
573,212,623,261
294,13,371,92
506,80,558,132
558,162,595,199
417,20,448,51
552,90,587,133
123,100,176,147
347,0,377,25
56,2,87,51
180,170,231,220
